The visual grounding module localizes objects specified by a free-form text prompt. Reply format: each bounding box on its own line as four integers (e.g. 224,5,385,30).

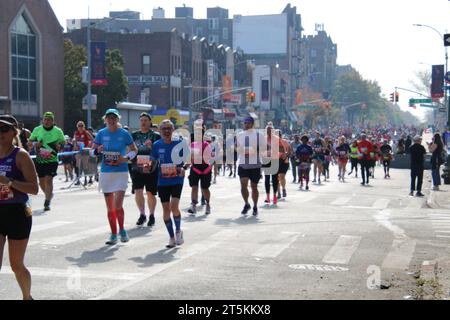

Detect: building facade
0,0,64,128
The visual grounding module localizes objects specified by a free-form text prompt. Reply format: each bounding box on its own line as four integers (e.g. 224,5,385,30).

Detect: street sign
82,94,97,110
409,98,432,104
419,104,437,108
444,34,450,47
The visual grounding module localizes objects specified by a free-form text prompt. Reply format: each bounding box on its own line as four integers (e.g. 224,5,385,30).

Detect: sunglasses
0,126,12,133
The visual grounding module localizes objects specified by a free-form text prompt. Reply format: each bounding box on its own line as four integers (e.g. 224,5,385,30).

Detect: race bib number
137,156,152,173
339,151,347,156
0,185,13,201
39,148,53,159
361,147,368,153
161,164,178,178
103,151,120,165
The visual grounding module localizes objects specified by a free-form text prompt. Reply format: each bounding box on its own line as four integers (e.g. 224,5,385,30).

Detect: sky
48,0,450,122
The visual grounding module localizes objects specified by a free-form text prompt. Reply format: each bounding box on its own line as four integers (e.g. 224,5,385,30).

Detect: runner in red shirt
357,133,374,186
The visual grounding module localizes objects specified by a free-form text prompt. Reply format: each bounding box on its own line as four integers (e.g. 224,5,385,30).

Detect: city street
1,165,449,300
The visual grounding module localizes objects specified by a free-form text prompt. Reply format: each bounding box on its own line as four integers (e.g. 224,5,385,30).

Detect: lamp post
413,24,448,128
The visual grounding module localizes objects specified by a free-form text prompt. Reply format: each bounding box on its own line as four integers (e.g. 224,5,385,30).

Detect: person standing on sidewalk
151,119,188,248
131,113,160,228
429,133,444,191
0,115,39,300
92,109,138,245
409,135,426,197
27,112,65,211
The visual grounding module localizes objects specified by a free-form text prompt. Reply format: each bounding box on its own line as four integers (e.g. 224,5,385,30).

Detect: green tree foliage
64,42,128,132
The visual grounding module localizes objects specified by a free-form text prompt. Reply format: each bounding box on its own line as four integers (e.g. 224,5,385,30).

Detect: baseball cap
139,112,152,120
0,115,18,128
243,116,254,123
104,108,120,117
43,111,55,120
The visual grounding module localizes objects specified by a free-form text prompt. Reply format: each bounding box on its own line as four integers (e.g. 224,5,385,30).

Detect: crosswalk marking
381,239,416,270
435,230,450,233
32,221,74,233
28,226,109,247
406,198,423,209
330,197,352,206
372,199,390,210
322,235,362,265
436,235,450,238
252,233,299,259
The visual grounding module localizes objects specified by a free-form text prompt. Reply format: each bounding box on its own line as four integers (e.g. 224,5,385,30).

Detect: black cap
0,115,18,128
140,112,152,120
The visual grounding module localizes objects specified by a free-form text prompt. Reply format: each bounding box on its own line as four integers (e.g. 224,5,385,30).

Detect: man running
335,136,351,182
357,133,374,186
131,113,161,228
151,119,188,248
311,132,326,184
28,112,65,211
236,117,266,216
348,140,359,178
380,139,393,179
296,135,314,191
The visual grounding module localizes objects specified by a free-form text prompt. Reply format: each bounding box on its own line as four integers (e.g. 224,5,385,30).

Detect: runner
357,133,374,186
348,140,359,178
311,132,326,184
18,122,31,152
151,119,187,248
92,109,137,245
73,121,94,186
236,117,266,216
0,115,39,300
131,112,161,227
380,139,393,179
28,112,65,211
277,130,290,198
296,135,314,191
187,120,213,215
262,123,279,205
322,136,333,181
335,136,351,182
289,135,301,183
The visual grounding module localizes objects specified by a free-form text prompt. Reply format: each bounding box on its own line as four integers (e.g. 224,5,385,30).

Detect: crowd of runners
1,109,449,300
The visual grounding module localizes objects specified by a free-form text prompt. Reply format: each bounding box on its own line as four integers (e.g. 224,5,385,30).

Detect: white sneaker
187,203,197,214
166,237,176,248
176,230,184,245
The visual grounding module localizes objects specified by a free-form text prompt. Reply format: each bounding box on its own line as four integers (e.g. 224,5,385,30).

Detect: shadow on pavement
129,247,180,268
214,216,264,226
66,246,120,267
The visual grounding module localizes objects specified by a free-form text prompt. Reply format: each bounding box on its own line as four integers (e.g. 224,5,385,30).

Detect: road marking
288,264,349,272
0,266,143,281
252,233,300,258
28,226,109,247
381,239,417,270
92,229,240,300
436,230,450,233
406,199,423,209
329,197,352,206
322,235,362,265
31,221,74,233
436,235,450,238
372,199,390,210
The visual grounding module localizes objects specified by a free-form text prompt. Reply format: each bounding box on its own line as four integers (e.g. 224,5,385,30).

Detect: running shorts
35,162,59,178
188,170,212,189
131,171,158,195
238,167,262,184
158,184,183,203
0,203,32,240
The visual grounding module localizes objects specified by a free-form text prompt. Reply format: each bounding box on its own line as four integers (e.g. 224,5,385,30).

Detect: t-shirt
131,130,160,173
335,143,351,159
380,144,392,156
357,140,374,160
74,130,93,149
151,138,187,186
236,130,265,169
29,125,66,164
312,139,325,155
94,127,134,173
296,144,313,163
190,141,212,174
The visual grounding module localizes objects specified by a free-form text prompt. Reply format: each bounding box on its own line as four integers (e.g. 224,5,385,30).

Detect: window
223,28,228,40
208,18,219,30
142,55,150,75
11,13,37,102
208,35,219,44
310,49,317,58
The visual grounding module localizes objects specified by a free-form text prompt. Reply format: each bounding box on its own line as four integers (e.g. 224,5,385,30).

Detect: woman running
92,109,138,245
262,123,279,205
0,115,38,300
296,135,313,191
312,132,326,184
335,136,351,182
380,139,393,178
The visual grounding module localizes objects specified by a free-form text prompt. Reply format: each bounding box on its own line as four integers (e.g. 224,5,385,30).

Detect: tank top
0,148,28,204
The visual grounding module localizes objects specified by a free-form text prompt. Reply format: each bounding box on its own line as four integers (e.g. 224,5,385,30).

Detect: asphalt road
1,164,449,300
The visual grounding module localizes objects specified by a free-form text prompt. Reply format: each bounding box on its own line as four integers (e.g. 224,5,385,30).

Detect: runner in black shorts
0,115,39,300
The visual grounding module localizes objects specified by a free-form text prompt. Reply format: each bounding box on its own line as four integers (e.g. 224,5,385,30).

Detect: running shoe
416,192,425,197
120,229,129,243
205,204,211,215
176,230,184,245
136,215,147,226
166,237,176,248
188,203,197,214
252,206,258,216
241,203,251,215
282,189,287,198
265,194,270,203
305,185,309,191
312,179,317,183
273,195,278,205
277,192,281,199
106,234,118,245
361,182,365,186
44,200,51,211
148,214,155,227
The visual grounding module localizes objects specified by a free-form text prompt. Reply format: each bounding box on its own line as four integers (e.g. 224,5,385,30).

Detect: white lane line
381,239,417,270
435,230,450,233
329,197,352,206
436,235,450,238
0,267,143,281
92,229,240,300
322,235,362,265
31,221,74,233
28,226,109,246
252,233,300,259
372,199,390,210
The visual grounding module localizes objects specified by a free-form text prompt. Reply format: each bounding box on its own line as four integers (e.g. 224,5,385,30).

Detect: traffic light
395,92,399,102
250,92,256,103
389,93,395,102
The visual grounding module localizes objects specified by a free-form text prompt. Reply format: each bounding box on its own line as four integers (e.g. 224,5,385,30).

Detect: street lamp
413,23,449,128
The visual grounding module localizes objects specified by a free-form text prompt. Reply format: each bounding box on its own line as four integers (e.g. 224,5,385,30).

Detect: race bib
39,148,53,159
103,151,120,165
0,185,13,201
339,151,347,156
361,148,368,153
161,164,178,178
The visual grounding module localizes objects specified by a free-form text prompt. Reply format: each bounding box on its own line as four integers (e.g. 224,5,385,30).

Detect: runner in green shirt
28,112,65,211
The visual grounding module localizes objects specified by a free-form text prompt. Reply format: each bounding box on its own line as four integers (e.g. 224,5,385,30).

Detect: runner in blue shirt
92,109,137,245
151,119,188,248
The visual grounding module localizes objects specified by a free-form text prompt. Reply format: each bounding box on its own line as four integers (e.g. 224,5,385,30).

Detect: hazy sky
48,0,450,121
